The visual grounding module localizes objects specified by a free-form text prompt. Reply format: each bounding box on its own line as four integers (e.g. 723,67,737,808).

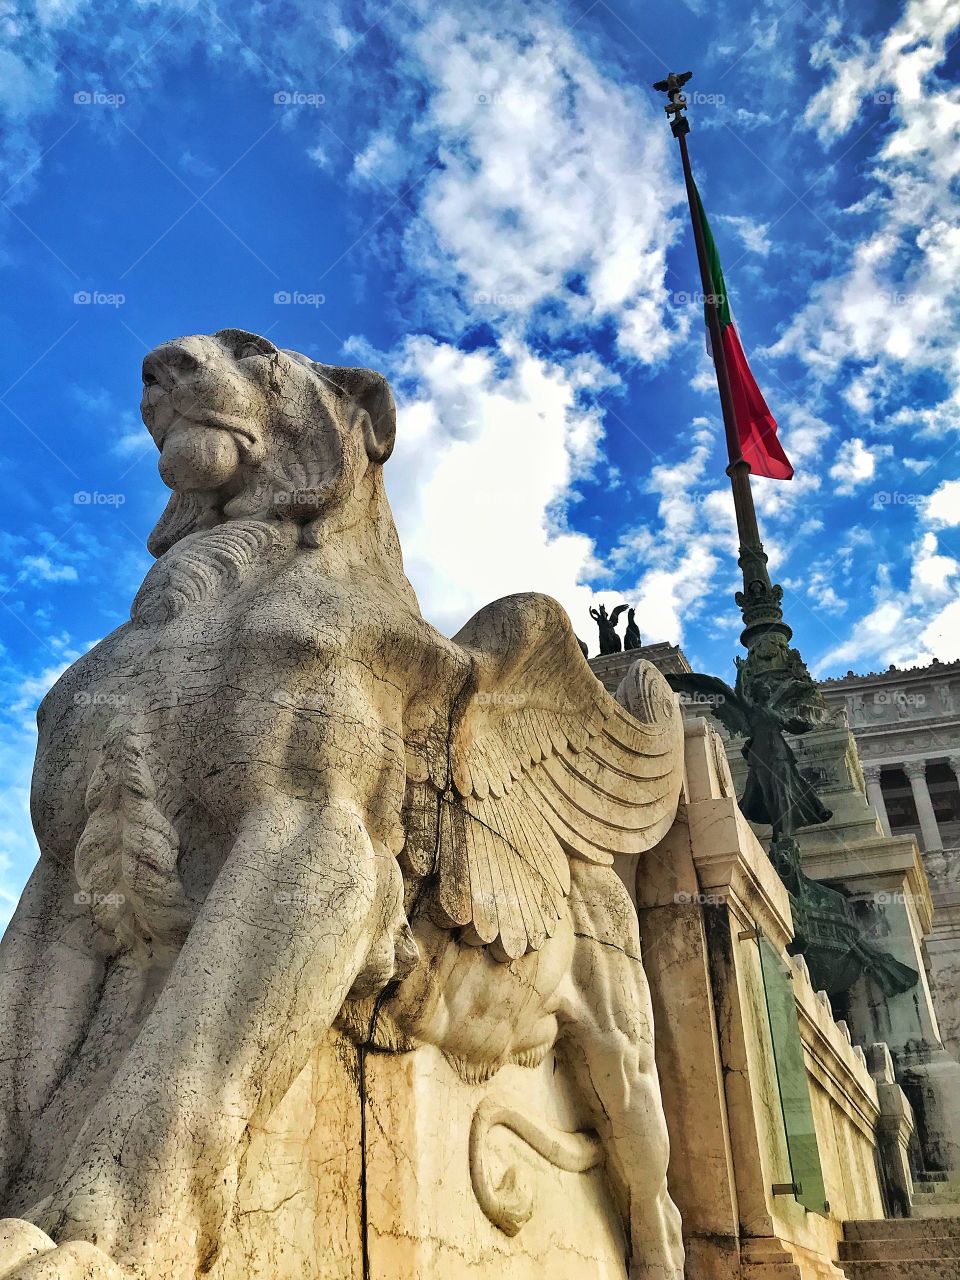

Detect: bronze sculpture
589,603,628,655
666,660,917,999
623,608,642,651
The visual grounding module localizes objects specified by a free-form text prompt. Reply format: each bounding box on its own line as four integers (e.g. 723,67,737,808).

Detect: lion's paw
0,1223,128,1280
348,916,420,1000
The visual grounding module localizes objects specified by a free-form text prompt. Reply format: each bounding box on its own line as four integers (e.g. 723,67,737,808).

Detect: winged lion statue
0,329,685,1280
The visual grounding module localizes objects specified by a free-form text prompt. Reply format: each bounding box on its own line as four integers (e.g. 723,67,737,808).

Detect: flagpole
653,71,791,654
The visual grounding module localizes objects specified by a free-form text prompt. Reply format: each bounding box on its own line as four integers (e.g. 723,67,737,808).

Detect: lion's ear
332,366,397,464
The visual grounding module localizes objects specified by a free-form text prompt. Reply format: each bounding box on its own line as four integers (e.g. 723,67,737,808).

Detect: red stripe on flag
720,324,794,480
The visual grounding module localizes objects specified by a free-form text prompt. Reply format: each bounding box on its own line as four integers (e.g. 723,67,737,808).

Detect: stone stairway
913,1172,960,1218
839,1216,960,1278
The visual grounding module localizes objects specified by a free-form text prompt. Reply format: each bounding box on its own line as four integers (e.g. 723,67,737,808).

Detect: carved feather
407,593,683,961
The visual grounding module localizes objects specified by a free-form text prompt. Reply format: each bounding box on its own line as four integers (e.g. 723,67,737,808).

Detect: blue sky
1,0,959,919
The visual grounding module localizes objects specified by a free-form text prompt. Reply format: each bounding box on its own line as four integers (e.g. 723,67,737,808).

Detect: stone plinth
209,1034,628,1279
721,716,960,1181
627,719,899,1280
590,644,692,695
925,870,960,1063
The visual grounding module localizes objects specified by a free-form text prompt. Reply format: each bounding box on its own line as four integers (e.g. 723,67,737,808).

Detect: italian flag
695,184,794,481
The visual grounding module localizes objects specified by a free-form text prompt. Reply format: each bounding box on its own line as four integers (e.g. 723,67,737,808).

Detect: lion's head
141,328,397,558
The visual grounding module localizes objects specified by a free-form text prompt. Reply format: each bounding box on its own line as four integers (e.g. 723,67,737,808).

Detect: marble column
863,764,891,837
905,759,943,853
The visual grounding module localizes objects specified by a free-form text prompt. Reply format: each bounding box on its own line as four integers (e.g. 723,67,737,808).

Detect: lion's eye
238,341,268,360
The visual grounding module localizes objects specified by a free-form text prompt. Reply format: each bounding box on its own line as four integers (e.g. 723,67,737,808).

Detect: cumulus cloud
349,3,686,363
814,519,960,673
718,214,772,257
926,478,960,526
829,436,892,495
379,334,604,636
21,554,79,583
0,655,76,929
770,0,960,671
775,0,960,437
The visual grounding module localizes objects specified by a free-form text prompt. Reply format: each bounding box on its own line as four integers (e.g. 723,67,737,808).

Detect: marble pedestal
726,717,960,1183
627,720,897,1280
209,1033,628,1280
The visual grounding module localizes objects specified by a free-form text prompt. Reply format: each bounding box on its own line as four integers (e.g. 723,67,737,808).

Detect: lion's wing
407,594,683,961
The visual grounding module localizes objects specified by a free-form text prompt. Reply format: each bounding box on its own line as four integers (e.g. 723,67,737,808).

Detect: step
839,1237,960,1261
843,1216,960,1241
839,1263,960,1280
914,1202,960,1220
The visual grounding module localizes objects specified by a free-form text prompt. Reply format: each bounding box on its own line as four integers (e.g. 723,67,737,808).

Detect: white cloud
20,555,79,583
814,526,960,673
357,4,687,363
926,478,960,526
605,427,737,647
829,436,892,495
718,213,772,257
381,334,604,637
0,657,74,929
775,0,960,442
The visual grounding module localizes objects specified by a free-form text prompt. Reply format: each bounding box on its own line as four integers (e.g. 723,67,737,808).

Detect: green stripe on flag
693,184,732,329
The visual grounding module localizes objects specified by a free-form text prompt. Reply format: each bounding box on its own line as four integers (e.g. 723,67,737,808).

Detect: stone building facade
818,660,960,1070
591,646,960,1198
